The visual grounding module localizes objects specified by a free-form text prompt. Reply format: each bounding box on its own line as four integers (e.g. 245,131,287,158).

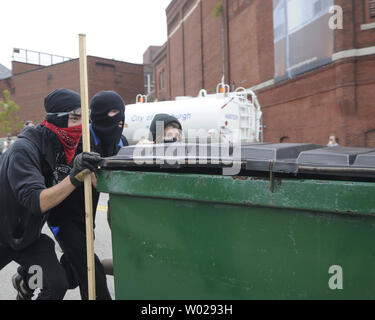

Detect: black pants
50,220,112,300
0,234,68,300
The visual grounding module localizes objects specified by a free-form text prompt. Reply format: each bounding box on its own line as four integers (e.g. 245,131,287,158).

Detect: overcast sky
1,0,171,69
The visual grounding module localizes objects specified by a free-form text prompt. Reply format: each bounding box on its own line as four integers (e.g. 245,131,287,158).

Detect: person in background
137,113,183,145
2,88,101,300
2,134,14,154
24,120,35,128
327,134,339,147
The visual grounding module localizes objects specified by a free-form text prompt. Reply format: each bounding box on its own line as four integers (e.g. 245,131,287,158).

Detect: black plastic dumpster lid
297,146,374,166
353,151,375,168
102,143,257,170
296,146,375,178
243,143,321,173
100,143,375,179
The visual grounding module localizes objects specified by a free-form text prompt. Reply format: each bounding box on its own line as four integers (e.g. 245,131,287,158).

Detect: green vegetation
213,1,223,18
0,90,23,136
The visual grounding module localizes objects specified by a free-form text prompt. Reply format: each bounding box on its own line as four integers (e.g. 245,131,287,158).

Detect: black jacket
46,132,128,228
0,125,65,250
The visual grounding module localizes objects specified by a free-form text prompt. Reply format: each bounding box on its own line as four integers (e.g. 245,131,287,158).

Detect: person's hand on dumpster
69,152,102,187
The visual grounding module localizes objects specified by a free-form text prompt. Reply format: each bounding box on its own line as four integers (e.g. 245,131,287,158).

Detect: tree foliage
213,1,223,18
0,90,23,135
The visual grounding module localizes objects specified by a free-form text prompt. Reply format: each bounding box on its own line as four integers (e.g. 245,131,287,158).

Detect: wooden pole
79,33,96,300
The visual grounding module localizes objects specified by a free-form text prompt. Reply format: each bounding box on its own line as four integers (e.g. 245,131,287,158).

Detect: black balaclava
149,113,182,142
90,91,125,157
45,89,81,128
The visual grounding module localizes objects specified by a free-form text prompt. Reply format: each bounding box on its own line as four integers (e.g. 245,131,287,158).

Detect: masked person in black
0,88,101,300
100,113,183,276
91,91,129,277
90,90,128,156
27,90,127,300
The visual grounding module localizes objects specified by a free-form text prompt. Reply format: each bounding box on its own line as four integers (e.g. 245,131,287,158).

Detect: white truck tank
123,86,263,145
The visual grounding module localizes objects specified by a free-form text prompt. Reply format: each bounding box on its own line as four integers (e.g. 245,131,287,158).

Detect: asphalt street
0,193,115,300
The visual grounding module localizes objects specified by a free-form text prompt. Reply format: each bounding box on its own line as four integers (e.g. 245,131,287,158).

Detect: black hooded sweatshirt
149,113,182,142
46,128,128,228
0,125,66,251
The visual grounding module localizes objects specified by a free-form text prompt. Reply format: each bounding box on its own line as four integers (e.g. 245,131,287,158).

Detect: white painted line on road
96,205,108,213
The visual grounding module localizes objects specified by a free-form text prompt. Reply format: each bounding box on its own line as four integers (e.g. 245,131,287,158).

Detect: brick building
151,0,375,147
0,54,144,136
143,46,162,101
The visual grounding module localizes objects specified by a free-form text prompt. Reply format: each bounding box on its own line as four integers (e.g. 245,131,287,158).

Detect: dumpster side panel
109,194,375,300
98,171,375,216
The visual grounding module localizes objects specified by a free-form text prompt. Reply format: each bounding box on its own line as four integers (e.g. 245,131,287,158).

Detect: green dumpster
97,143,375,300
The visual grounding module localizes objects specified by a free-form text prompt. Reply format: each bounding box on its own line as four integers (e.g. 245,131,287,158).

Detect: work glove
69,152,102,187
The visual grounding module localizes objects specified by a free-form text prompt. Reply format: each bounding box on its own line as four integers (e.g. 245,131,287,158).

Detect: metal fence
12,48,72,66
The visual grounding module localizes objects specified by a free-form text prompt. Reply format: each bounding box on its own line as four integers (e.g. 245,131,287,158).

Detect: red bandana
42,120,82,165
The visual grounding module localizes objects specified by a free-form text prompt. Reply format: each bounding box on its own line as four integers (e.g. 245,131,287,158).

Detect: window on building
370,0,375,18
273,0,334,81
159,69,165,91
